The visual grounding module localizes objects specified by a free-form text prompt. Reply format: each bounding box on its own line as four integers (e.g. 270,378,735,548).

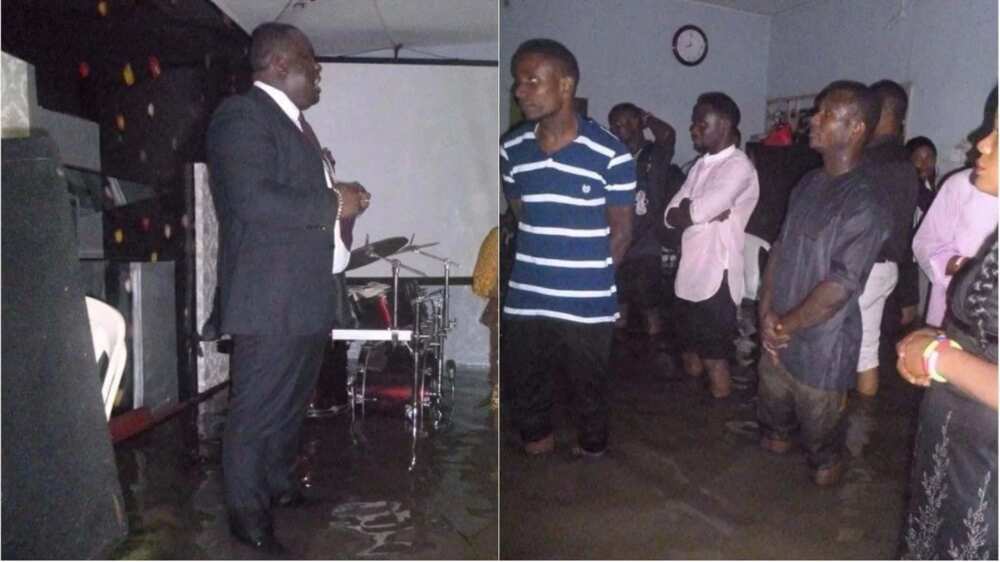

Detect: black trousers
756,353,846,470
223,333,327,525
503,316,613,452
313,340,349,407
675,275,737,360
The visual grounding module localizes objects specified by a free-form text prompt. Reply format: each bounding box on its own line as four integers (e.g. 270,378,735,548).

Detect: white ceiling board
211,0,497,58
685,0,820,16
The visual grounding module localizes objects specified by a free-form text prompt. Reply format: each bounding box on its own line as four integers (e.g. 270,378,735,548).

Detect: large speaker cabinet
1,135,128,559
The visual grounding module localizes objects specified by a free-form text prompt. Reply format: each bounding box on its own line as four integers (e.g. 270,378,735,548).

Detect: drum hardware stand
406,246,458,403
370,254,428,330
337,235,458,471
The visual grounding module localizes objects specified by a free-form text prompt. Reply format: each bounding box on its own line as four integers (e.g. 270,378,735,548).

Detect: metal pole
391,261,400,329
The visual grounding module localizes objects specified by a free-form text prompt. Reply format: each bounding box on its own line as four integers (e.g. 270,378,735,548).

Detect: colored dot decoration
148,56,161,79
114,229,124,243
163,224,173,239
115,114,126,131
141,217,151,231
147,102,155,117
97,1,109,17
150,251,159,263
78,62,90,79
122,63,135,86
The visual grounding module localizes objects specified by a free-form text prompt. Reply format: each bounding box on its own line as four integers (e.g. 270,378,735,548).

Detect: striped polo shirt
500,115,636,324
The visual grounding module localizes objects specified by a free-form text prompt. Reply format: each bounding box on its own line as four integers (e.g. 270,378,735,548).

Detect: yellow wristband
922,336,962,383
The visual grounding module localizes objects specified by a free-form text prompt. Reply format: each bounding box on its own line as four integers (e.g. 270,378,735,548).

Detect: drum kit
334,234,458,469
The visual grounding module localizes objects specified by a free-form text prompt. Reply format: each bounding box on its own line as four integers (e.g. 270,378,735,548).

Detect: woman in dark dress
896,119,998,560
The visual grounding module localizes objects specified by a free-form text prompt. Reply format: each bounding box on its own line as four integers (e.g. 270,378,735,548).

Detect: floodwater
109,365,498,559
499,333,923,559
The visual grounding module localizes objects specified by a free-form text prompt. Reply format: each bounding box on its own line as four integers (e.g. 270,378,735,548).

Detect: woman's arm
897,328,998,410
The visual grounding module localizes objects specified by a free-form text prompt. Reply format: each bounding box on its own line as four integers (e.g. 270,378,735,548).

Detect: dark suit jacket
206,86,343,335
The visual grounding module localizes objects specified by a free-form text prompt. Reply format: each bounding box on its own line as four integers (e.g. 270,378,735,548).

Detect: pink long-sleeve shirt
664,145,759,304
912,168,998,326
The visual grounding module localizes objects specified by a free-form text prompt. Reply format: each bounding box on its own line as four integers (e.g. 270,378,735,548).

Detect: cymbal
400,242,439,252
346,236,408,271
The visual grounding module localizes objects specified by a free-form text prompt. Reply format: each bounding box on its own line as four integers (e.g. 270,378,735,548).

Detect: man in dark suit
206,22,368,554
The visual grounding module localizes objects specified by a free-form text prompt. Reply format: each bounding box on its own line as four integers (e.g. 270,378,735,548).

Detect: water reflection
111,366,497,559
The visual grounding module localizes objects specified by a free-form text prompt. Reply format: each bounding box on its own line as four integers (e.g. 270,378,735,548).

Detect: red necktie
299,114,321,149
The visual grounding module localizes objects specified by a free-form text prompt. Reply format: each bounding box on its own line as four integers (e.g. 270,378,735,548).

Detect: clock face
673,25,708,66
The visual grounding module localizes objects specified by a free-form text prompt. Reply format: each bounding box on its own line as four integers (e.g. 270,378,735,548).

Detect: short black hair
608,103,641,120
696,92,741,129
818,80,881,143
511,38,579,86
870,79,908,124
905,136,937,156
250,22,303,72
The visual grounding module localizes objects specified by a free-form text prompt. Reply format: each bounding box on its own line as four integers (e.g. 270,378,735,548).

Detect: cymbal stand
372,255,427,330
409,248,458,402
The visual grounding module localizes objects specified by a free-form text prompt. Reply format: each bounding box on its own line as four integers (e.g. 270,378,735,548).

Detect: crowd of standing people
500,37,997,558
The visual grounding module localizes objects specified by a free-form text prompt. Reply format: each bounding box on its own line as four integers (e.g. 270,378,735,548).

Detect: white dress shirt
664,144,759,304
254,81,349,274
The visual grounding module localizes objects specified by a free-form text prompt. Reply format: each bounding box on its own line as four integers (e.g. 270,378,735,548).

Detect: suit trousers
223,333,328,524
503,316,613,452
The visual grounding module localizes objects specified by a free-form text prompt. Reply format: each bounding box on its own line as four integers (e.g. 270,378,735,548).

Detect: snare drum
349,280,423,329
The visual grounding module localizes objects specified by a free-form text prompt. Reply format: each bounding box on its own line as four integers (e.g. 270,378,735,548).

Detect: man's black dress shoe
273,488,321,509
229,513,288,556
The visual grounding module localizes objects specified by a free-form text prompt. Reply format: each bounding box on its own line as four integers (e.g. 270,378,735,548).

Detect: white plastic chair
85,296,128,420
742,233,771,302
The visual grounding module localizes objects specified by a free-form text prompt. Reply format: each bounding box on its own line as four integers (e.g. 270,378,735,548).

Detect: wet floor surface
108,365,498,559
500,335,924,559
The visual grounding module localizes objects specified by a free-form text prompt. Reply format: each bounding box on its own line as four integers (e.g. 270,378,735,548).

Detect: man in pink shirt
912,168,998,327
665,92,759,398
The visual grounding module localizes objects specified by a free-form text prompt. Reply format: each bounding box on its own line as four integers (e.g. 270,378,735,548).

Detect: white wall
768,0,998,174
500,0,771,167
308,63,499,280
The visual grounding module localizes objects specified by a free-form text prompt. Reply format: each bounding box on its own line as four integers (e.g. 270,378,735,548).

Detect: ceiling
686,0,820,15
210,0,497,58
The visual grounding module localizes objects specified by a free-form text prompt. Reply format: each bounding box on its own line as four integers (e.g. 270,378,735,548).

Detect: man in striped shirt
501,39,635,457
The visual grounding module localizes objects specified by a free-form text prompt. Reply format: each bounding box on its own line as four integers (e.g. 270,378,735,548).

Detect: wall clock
672,24,708,66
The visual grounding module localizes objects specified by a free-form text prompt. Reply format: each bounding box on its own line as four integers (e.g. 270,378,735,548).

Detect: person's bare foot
682,352,704,377
524,434,554,455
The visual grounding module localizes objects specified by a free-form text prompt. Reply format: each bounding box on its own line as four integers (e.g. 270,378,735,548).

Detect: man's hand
946,255,968,275
896,328,943,387
666,198,694,229
336,181,370,218
759,309,790,358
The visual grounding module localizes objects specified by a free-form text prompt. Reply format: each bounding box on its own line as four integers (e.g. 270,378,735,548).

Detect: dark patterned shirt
770,167,890,390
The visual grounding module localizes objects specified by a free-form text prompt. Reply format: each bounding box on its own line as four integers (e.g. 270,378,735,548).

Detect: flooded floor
108,364,498,559
499,333,924,559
